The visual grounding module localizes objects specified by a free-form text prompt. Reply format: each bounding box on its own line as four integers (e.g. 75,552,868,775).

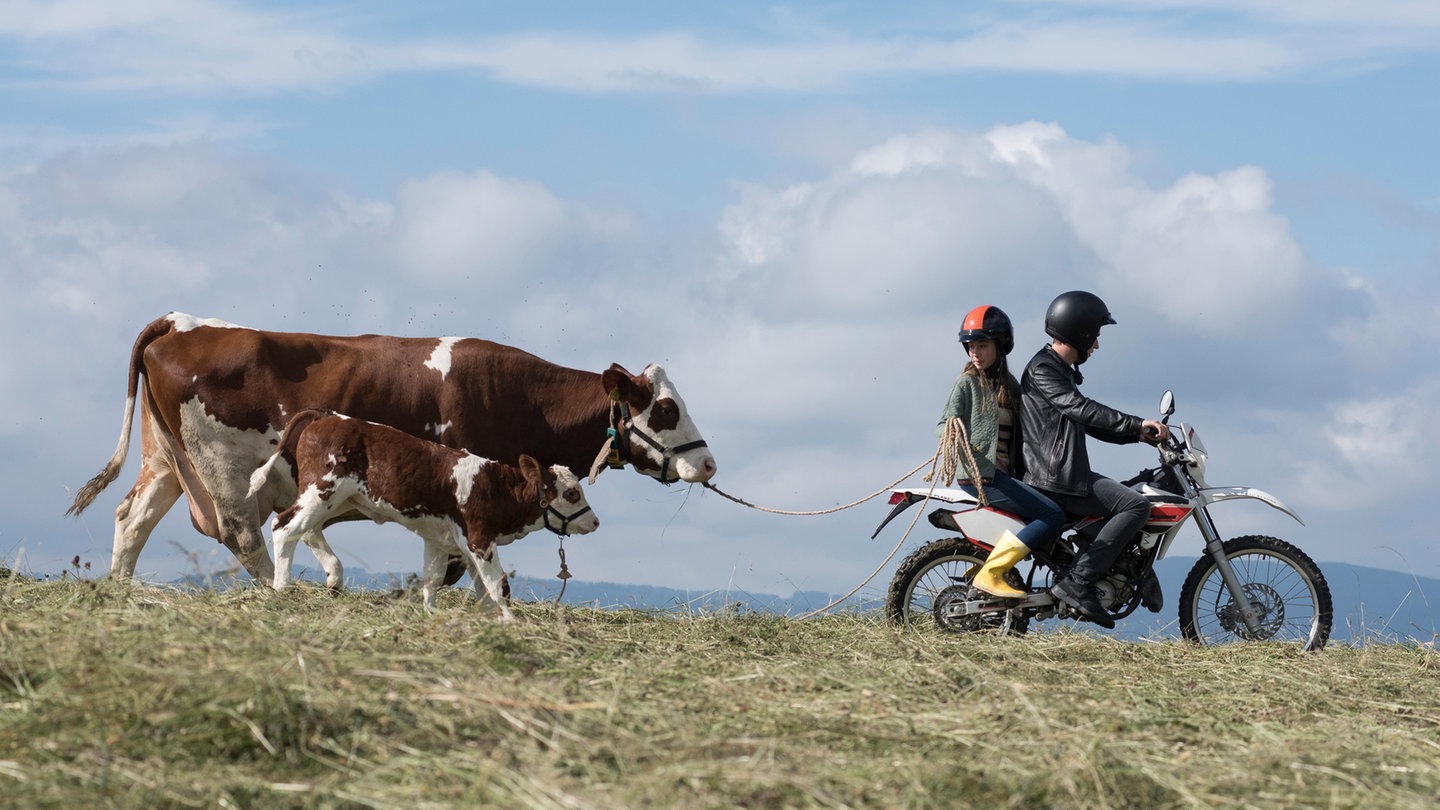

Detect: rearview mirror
1159,390,1175,420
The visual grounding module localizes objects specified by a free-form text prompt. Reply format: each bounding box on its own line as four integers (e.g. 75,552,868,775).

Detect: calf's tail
246,408,331,498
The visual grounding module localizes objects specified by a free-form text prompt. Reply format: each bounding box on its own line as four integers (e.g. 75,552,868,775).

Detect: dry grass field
1,571,1437,809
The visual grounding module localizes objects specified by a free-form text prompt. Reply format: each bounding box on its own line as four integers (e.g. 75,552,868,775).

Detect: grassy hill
1,574,1437,808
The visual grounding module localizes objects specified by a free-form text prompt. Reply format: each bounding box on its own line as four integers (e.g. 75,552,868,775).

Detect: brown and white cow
66,313,716,583
250,409,598,616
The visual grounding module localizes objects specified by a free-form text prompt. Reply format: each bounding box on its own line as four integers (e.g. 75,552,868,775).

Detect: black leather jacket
1020,345,1143,497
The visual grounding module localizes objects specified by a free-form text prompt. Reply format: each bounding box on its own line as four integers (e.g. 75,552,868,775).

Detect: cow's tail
66,316,177,517
246,408,329,499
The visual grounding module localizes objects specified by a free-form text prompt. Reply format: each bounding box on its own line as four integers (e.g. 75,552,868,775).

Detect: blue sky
3,1,1438,607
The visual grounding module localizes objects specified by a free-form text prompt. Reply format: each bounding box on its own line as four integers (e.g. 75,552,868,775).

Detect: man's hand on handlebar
1141,420,1171,445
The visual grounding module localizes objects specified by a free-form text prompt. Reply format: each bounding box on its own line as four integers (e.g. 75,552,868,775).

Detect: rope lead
698,422,988,620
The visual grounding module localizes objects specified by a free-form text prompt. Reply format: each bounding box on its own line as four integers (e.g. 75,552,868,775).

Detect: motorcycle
879,391,1333,651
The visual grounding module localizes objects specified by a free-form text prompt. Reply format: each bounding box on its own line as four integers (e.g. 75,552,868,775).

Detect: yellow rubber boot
971,531,1030,599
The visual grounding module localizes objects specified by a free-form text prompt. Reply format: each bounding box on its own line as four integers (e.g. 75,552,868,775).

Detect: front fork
1192,506,1265,636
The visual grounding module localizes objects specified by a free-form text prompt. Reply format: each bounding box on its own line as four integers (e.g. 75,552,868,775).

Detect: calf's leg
300,535,345,590
470,542,515,622
270,502,332,590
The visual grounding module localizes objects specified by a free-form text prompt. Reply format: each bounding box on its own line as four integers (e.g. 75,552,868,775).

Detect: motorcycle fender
1198,486,1305,526
870,496,921,539
870,487,982,539
952,508,1029,547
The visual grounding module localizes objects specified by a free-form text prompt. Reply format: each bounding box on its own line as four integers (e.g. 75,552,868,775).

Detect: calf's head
603,363,717,484
495,455,600,545
537,462,599,537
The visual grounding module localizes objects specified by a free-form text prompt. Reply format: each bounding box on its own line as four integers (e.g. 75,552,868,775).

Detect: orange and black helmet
959,305,1014,356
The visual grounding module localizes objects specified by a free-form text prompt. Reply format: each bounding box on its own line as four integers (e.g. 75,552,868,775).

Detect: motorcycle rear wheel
885,537,1030,635
1178,535,1332,651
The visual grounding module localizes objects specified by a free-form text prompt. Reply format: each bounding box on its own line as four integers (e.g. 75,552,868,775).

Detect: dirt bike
880,391,1333,651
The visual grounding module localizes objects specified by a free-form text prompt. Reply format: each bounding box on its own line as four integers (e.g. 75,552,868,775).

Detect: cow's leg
441,555,468,588
217,511,276,585
177,403,279,583
420,536,452,613
110,462,183,579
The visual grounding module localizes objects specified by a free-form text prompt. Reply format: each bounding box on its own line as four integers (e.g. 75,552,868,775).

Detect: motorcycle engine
1096,574,1128,610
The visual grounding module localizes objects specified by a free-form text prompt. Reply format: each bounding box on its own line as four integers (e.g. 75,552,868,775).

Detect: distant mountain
502,559,1440,644
178,560,1439,645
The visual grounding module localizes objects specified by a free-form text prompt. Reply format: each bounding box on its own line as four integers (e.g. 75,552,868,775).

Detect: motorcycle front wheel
1178,535,1333,651
885,537,1030,635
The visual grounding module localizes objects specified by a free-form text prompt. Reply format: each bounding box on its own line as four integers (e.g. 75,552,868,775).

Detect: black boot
1052,578,1116,629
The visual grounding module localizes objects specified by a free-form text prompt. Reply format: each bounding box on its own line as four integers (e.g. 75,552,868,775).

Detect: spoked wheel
885,537,1030,635
1178,535,1332,651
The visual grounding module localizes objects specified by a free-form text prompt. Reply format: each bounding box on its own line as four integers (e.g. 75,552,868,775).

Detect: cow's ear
602,364,635,403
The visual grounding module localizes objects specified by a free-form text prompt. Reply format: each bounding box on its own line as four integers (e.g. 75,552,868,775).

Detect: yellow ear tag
605,428,623,467
608,388,622,402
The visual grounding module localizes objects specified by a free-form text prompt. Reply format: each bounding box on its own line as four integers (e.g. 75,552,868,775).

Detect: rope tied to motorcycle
701,416,986,514
698,417,985,620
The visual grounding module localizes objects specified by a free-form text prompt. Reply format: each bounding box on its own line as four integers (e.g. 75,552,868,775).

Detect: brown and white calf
67,312,715,584
248,409,599,617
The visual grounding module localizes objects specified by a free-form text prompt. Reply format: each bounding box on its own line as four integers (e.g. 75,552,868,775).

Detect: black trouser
1038,473,1150,585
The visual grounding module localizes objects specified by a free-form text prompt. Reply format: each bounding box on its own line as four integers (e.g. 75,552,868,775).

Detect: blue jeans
961,471,1065,553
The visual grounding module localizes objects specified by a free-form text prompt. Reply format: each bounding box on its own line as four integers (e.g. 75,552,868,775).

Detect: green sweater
936,373,1014,481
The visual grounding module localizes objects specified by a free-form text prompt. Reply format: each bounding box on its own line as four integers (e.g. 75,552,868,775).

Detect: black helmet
1044,291,1115,353
959,304,1014,356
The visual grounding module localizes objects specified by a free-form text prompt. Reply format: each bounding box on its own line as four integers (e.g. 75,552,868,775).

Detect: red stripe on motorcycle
1147,504,1193,524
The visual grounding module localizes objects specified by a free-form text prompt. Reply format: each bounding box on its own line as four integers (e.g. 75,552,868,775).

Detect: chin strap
544,500,592,536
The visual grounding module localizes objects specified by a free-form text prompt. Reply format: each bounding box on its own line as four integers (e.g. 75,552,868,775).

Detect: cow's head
602,363,717,485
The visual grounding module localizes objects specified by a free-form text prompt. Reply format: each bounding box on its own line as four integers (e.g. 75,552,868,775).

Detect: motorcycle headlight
1185,425,1208,482
1186,425,1207,457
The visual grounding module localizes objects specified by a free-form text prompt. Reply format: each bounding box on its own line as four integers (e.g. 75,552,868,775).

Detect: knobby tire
1177,534,1333,651
885,537,1030,636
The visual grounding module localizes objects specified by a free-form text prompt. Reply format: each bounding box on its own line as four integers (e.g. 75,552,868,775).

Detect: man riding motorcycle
1021,290,1169,629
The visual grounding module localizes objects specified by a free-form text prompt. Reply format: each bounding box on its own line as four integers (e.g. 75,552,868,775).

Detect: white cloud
1281,374,1440,512
987,124,1306,324
716,122,1306,332
0,146,392,322
391,170,569,286
5,1,1440,97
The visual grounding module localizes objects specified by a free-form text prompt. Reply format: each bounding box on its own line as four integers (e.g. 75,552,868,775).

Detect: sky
3,1,1438,608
